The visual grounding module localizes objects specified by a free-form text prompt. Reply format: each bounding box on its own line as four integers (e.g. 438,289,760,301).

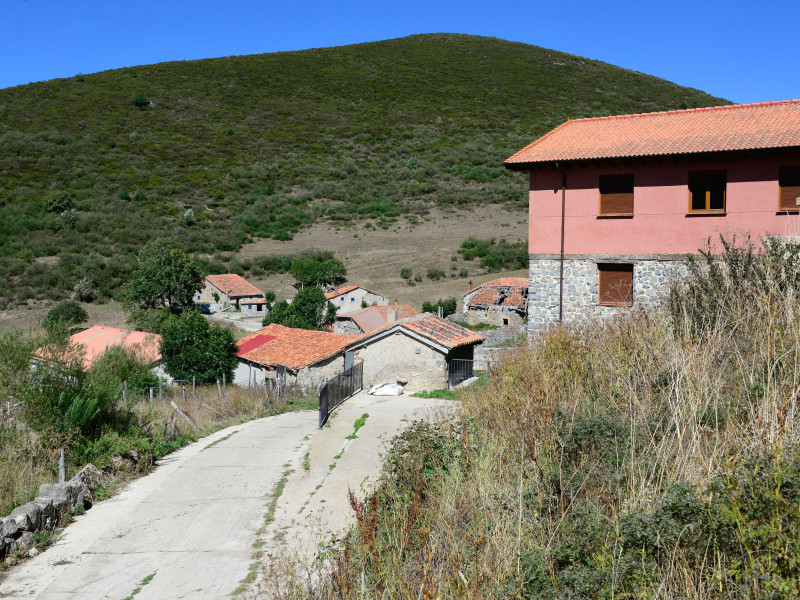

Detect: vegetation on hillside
264,236,800,598
459,236,528,271
0,34,726,307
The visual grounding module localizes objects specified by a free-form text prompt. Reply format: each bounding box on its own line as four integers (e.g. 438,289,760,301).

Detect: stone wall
1,465,105,561
528,255,687,329
351,331,449,392
466,305,526,327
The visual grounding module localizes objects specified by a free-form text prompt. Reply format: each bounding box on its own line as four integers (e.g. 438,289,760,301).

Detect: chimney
468,279,473,292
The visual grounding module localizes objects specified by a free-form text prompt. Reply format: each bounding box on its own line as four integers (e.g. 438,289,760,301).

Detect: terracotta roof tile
400,315,485,349
34,325,162,371
476,277,528,288
337,305,417,333
205,274,263,298
505,100,800,166
466,287,526,308
325,285,361,300
237,324,359,370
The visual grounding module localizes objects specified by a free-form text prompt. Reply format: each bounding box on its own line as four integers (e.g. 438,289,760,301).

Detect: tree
124,238,202,313
46,190,73,213
132,93,149,108
422,297,457,318
73,277,94,302
43,300,88,333
160,310,238,384
289,259,346,290
262,286,335,330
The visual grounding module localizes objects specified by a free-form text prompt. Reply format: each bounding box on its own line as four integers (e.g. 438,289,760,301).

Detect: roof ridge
566,99,800,124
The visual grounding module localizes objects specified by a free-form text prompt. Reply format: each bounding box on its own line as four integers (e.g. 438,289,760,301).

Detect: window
689,170,726,212
503,318,509,326
599,174,634,216
779,166,800,211
598,263,633,306
257,304,263,312
350,297,355,302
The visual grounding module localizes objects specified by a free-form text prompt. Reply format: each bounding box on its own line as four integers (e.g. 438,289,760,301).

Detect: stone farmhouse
325,285,389,311
461,278,528,327
197,274,264,310
235,314,483,393
504,100,800,328
334,304,417,334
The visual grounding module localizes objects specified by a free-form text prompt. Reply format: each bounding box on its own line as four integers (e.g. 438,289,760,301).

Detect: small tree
160,310,238,384
73,277,94,302
132,93,149,108
422,297,457,318
289,259,346,290
58,208,77,229
262,287,335,330
124,238,203,314
182,209,194,225
46,190,73,213
43,300,88,333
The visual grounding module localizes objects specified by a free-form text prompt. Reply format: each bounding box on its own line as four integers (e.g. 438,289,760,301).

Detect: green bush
400,267,412,279
459,236,527,271
42,300,88,332
46,190,73,213
421,297,457,317
426,268,445,281
160,310,238,384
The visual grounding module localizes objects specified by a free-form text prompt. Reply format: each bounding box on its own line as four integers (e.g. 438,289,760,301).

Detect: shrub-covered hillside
0,33,727,306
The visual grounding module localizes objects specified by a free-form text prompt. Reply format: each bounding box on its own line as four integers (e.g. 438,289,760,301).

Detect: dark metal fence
319,361,364,428
447,358,476,390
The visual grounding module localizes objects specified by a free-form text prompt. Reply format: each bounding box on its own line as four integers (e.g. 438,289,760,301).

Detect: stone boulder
39,480,86,514
10,502,42,531
110,452,139,473
33,496,56,529
70,463,107,496
0,517,18,538
16,531,34,553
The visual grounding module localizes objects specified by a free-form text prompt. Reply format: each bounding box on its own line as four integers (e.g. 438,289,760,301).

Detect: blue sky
1,0,797,104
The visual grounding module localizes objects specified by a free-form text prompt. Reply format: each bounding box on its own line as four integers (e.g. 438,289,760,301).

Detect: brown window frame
597,263,634,307
688,169,726,213
599,174,634,216
779,165,800,212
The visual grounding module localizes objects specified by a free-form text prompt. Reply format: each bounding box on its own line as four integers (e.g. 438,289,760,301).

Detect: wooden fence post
59,449,65,484
217,380,222,400
149,387,154,407
181,385,186,403
192,376,196,400
222,374,226,398
123,380,127,402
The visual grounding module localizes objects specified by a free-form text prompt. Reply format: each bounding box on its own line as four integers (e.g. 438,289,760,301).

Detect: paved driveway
0,411,317,600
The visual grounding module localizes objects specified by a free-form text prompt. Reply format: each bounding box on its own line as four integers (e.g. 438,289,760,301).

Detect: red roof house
461,278,528,327
197,274,264,309
505,100,800,328
334,304,417,334
324,285,389,310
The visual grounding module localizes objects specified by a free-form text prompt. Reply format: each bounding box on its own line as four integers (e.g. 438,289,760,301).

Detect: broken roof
505,100,800,168
465,278,528,309
205,274,264,298
237,324,360,370
336,304,417,333
34,325,162,371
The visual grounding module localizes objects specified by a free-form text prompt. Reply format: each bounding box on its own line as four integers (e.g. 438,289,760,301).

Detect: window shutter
599,174,634,215
598,264,633,306
779,166,800,211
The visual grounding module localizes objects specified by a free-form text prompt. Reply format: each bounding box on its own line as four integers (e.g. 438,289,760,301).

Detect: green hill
0,33,726,307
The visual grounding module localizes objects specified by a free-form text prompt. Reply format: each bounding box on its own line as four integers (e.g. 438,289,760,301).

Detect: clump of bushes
277,236,800,599
421,297,456,317
459,236,527,271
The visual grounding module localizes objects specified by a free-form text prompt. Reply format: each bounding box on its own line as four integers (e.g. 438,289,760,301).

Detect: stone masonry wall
528,256,687,330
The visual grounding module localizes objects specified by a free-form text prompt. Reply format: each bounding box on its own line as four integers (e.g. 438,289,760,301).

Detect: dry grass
262,239,800,599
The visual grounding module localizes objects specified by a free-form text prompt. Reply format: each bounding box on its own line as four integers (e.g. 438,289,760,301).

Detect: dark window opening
779,165,800,211
598,263,633,306
503,318,509,326
689,170,726,212
599,174,634,215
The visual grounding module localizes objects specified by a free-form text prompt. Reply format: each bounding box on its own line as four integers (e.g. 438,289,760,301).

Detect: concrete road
0,411,317,600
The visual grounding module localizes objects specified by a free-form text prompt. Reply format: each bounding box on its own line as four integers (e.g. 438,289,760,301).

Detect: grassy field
0,33,726,308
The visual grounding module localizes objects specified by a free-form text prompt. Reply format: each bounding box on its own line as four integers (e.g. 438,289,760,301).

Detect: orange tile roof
505,100,800,167
205,274,263,298
351,314,484,350
466,277,528,308
337,304,418,333
325,285,360,300
237,324,359,370
34,325,162,371
400,315,484,349
476,277,528,288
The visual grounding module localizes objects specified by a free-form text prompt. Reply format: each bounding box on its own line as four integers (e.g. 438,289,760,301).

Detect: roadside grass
263,237,800,599
0,383,317,518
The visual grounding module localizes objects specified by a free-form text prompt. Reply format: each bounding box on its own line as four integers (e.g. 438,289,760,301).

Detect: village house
32,325,170,381
196,274,265,310
504,100,800,328
334,303,417,334
325,285,389,311
346,314,484,392
236,314,484,393
461,278,528,327
235,324,360,391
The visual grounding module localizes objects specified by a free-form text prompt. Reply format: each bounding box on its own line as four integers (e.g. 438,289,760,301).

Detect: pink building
504,100,800,328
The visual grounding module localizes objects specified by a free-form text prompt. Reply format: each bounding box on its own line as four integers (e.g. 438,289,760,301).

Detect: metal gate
447,358,475,390
318,361,363,428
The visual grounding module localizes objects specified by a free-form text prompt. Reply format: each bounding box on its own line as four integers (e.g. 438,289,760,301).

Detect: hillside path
0,411,316,600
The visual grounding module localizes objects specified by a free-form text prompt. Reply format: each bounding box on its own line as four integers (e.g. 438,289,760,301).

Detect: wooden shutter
688,170,726,212
779,166,800,211
599,174,634,215
598,264,633,306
